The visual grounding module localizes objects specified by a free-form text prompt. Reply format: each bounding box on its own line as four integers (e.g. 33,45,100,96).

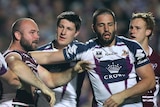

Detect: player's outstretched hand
74,60,91,73
103,92,125,107
41,87,56,107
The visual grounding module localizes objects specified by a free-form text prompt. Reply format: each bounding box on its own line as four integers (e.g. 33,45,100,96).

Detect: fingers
74,60,92,73
49,92,56,107
42,89,56,107
104,98,118,107
78,60,91,71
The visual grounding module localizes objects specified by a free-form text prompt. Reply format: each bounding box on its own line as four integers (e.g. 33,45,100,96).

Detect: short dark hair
92,8,116,25
57,11,82,31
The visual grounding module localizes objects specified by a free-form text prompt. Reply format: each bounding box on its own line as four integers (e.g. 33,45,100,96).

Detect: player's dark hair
92,8,116,25
57,11,82,31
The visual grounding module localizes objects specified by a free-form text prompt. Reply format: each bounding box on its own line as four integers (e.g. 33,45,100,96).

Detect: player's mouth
129,35,136,39
103,32,111,39
59,36,66,41
33,40,39,44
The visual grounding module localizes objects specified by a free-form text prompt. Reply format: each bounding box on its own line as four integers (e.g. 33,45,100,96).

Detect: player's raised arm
37,60,91,88
29,50,65,65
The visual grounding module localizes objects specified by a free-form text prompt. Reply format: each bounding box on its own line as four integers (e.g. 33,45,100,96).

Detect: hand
103,92,125,107
74,60,91,73
41,87,56,107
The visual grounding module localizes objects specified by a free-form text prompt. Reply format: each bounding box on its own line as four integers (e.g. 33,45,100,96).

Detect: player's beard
20,37,37,52
97,31,116,46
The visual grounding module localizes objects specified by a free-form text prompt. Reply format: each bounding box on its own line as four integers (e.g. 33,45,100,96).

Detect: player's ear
92,24,96,33
14,31,21,41
74,31,80,38
146,29,152,37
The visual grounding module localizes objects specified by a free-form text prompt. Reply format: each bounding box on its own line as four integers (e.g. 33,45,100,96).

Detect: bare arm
5,53,56,106
104,63,155,107
37,60,91,88
29,50,65,65
0,52,22,89
0,69,22,89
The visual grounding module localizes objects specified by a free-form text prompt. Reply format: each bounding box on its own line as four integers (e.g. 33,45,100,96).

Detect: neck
140,43,149,56
141,39,149,56
8,42,26,52
53,41,66,50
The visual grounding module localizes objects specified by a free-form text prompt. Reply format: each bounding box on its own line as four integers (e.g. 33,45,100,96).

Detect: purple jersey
3,50,38,107
142,47,160,107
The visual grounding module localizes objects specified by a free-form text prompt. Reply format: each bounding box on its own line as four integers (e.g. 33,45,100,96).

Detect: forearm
53,68,77,87
9,60,49,90
52,61,86,88
123,64,156,99
104,78,155,107
29,50,65,65
38,60,90,88
119,78,155,100
0,69,22,89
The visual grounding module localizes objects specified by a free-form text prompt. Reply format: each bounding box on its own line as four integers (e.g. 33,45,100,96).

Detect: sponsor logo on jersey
104,62,125,80
106,62,122,73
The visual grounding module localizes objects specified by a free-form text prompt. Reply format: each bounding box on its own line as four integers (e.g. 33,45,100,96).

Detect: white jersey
63,36,150,107
0,52,7,75
37,40,85,107
0,52,7,70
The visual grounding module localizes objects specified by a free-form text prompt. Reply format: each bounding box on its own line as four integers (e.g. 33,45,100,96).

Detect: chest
21,53,38,73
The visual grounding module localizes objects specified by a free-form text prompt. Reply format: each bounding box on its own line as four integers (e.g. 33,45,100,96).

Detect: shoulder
37,41,53,50
150,49,160,58
116,36,143,51
71,40,85,45
66,40,85,49
117,36,139,45
3,50,24,62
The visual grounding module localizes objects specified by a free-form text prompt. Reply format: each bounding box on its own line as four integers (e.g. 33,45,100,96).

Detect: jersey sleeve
132,42,150,68
63,41,86,61
120,36,150,69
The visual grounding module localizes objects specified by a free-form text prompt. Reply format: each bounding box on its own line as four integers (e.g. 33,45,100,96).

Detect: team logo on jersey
95,51,103,59
106,62,122,73
122,50,129,57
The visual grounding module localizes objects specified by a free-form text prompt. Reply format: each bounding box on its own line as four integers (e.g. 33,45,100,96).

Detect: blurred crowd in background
1,0,160,107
